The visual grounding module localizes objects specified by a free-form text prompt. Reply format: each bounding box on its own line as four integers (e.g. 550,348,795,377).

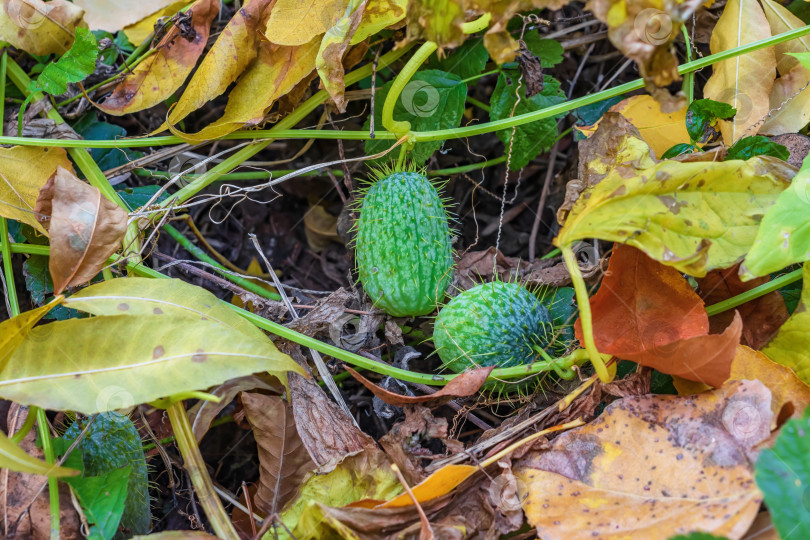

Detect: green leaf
0,429,78,477
788,52,810,70
685,99,736,142
571,96,623,141
726,135,790,161
72,116,143,171
116,185,170,211
741,155,810,278
555,138,794,276
364,70,466,165
762,263,810,382
661,142,697,159
65,465,130,540
30,27,98,96
0,314,304,414
490,69,565,170
64,412,151,537
755,407,810,540
521,34,564,67
426,38,489,79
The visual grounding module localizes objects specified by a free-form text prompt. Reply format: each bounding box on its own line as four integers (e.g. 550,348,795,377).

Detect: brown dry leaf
34,166,128,294
97,0,219,115
303,204,341,252
167,0,276,127
346,365,493,407
587,0,700,111
455,246,591,289
729,345,810,424
241,392,315,517
575,95,690,158
0,0,84,56
187,374,280,442
515,380,771,540
703,0,776,144
73,0,178,31
698,264,789,349
0,146,74,235
316,0,367,112
289,372,376,472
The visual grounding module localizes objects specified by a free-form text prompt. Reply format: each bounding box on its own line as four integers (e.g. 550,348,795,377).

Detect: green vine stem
562,244,611,382
166,401,238,539
681,25,694,104
1,217,18,316
36,407,60,539
382,41,439,138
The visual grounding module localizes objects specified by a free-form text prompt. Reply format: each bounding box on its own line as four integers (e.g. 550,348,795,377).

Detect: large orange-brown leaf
34,167,128,294
729,345,810,424
167,0,276,126
698,264,788,350
97,0,219,115
575,243,742,386
0,0,84,56
516,380,770,539
241,392,314,517
346,366,493,407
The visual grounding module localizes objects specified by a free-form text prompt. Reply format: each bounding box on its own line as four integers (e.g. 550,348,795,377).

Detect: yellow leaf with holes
703,0,776,144
263,0,348,46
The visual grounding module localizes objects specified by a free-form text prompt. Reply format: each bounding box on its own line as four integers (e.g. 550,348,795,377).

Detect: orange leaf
729,345,810,423
515,380,770,539
97,0,219,114
34,167,128,294
698,264,788,349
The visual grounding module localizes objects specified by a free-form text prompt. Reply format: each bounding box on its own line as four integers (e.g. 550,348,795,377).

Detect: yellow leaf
1,314,304,414
168,0,275,127
0,299,61,372
123,0,190,46
73,0,179,32
703,0,776,144
0,0,84,56
554,138,794,276
763,263,810,384
0,146,74,234
98,0,219,114
263,0,348,46
0,429,78,477
316,1,367,112
760,0,810,76
230,258,279,311
576,95,690,158
760,64,810,136
351,0,405,45
175,37,320,142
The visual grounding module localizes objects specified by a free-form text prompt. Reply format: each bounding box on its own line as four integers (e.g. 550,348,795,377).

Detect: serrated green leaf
741,155,810,278
726,135,790,161
762,263,810,382
0,429,78,477
755,407,810,540
426,38,488,79
0,315,304,414
65,465,130,540
685,99,736,142
521,34,564,67
32,27,98,96
555,140,795,276
364,69,466,165
490,69,565,170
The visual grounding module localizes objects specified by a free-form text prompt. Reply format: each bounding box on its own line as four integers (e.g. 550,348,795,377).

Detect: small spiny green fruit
433,281,558,374
355,167,453,317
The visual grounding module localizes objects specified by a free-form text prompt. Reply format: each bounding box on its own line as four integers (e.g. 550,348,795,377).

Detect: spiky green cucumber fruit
64,412,151,538
434,281,560,373
355,169,453,316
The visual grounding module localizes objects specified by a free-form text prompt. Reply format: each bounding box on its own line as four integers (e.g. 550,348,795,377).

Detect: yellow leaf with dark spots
264,0,348,46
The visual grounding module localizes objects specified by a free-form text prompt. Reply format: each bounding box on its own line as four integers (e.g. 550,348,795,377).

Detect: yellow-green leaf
703,0,776,144
263,0,348,46
762,263,810,384
760,0,810,76
0,146,74,234
0,429,78,477
175,38,320,142
350,0,405,45
63,277,266,341
0,299,61,372
0,0,84,56
167,0,275,127
0,315,304,414
554,137,794,276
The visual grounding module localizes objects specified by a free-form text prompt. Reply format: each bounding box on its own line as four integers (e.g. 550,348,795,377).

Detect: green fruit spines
433,281,556,373
355,171,453,317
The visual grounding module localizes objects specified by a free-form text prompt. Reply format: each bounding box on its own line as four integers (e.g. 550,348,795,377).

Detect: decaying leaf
762,262,810,385
588,0,700,111
122,0,189,46
73,0,178,31
574,244,741,386
241,392,315,517
34,166,128,294
303,204,341,252
316,0,367,112
97,0,219,114
554,135,794,277
703,0,776,144
515,380,771,539
0,146,74,234
0,0,84,56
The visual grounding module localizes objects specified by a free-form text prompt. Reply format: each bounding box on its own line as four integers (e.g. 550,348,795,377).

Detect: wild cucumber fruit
433,281,563,373
355,168,453,316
